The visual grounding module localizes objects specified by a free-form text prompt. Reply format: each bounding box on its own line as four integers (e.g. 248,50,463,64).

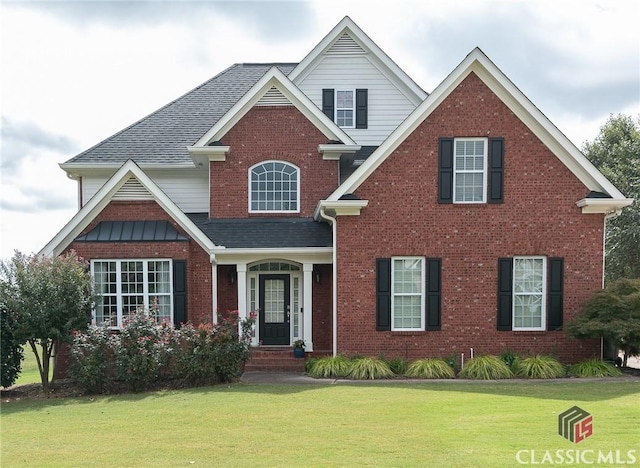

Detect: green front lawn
2,381,638,466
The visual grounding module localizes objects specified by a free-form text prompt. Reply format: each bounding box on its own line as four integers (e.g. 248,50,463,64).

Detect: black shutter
488,137,504,203
547,258,564,330
497,258,513,331
376,258,391,331
438,138,454,203
355,89,368,129
426,258,441,331
173,260,187,327
322,89,335,121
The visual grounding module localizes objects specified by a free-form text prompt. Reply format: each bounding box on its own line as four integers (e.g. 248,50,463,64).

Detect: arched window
249,161,299,212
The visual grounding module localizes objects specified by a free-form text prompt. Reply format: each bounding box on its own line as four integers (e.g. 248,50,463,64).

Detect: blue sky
1,0,638,259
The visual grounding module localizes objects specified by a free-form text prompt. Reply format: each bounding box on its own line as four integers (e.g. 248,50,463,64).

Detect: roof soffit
288,16,427,105
328,47,630,205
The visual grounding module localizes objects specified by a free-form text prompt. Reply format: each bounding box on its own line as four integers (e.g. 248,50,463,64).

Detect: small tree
567,278,640,367
0,251,93,393
1,303,23,388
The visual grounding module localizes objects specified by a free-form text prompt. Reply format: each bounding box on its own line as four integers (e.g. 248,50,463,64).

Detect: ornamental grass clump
513,355,566,379
347,357,394,380
405,358,456,379
568,358,623,378
458,355,514,380
307,355,351,378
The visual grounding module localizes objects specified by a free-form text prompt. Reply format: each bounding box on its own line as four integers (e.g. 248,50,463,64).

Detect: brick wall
334,73,602,364
211,106,339,218
311,264,333,353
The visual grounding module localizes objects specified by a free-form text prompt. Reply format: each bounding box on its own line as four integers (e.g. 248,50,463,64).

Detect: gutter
318,207,338,357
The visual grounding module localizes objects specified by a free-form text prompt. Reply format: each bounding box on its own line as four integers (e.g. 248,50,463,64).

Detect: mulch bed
3,367,639,402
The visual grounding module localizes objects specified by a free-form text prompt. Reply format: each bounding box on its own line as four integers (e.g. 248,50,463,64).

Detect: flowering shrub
68,326,114,394
68,309,254,393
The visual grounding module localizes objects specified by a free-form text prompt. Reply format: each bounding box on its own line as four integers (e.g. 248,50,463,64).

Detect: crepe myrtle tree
0,251,94,393
567,278,640,367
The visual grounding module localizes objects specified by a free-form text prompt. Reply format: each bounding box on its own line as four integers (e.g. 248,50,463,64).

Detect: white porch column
303,263,314,352
236,263,248,334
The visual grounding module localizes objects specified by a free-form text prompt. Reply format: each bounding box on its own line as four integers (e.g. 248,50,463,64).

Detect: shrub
458,355,514,380
405,358,455,379
307,355,351,378
347,357,394,380
499,349,520,369
386,357,409,375
568,358,623,378
68,326,114,394
1,304,23,388
514,355,565,379
114,311,164,392
68,308,254,393
444,354,461,374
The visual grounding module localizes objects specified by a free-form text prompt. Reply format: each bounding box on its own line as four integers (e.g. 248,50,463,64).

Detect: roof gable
40,160,215,257
190,66,355,150
327,47,632,213
288,16,427,106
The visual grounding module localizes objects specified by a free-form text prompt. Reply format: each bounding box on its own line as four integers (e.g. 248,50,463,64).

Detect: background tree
567,278,640,367
582,114,640,282
1,303,23,388
0,251,93,393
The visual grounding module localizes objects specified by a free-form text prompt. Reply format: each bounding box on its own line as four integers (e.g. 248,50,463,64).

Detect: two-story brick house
41,17,631,365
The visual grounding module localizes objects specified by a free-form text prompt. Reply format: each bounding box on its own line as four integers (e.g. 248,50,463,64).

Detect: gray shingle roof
65,63,297,165
187,215,332,248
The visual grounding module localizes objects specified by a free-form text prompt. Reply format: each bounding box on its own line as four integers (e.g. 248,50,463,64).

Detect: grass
2,381,639,466
13,346,42,386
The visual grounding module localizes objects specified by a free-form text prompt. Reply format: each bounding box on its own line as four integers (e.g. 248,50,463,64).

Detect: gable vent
256,86,292,107
327,33,365,55
112,177,154,200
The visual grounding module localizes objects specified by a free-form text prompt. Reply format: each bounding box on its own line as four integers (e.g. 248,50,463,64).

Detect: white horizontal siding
298,55,417,145
82,168,209,213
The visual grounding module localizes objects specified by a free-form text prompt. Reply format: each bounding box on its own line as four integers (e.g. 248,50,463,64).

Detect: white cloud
1,0,638,259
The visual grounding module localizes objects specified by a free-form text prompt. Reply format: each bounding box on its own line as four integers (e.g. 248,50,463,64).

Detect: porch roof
187,215,332,248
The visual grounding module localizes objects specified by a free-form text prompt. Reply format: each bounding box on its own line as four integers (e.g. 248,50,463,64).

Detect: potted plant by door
293,340,306,358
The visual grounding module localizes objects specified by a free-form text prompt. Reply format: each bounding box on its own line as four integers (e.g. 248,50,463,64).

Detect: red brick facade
334,73,601,363
56,74,605,368
211,106,339,218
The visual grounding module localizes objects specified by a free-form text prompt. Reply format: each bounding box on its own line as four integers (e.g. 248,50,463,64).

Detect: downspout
600,210,619,360
319,207,338,357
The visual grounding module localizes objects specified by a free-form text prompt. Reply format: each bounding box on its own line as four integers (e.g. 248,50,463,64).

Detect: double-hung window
249,161,299,213
336,90,355,128
391,257,425,330
512,256,546,330
453,138,487,203
92,259,172,327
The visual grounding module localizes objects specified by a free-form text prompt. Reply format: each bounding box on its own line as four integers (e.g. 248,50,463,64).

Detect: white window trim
248,160,301,214
512,256,546,331
391,256,425,331
91,259,174,329
335,89,355,129
453,137,488,204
